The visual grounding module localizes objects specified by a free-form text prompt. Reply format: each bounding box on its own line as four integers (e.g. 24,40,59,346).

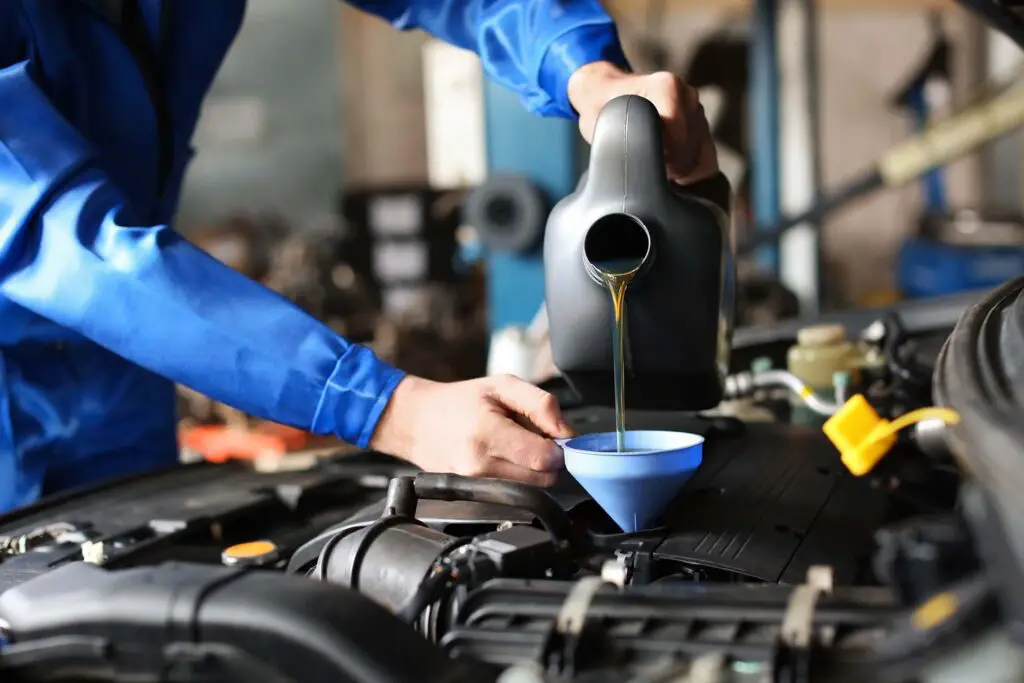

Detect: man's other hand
370,375,574,487
567,61,719,185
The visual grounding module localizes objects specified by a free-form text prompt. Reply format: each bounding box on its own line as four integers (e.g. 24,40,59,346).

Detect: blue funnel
561,431,704,533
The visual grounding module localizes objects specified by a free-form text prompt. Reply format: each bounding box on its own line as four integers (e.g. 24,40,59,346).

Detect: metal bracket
540,576,612,676
626,652,727,683
555,576,607,636
601,555,631,587
775,565,834,682
781,565,834,648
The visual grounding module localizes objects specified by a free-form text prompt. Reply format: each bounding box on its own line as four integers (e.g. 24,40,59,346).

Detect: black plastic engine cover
295,409,887,585
559,407,886,584
442,578,899,670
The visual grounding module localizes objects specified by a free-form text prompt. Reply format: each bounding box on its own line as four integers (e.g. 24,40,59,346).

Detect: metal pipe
725,369,840,416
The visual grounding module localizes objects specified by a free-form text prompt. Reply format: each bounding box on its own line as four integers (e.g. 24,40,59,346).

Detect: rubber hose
395,563,454,624
412,473,577,548
463,174,548,253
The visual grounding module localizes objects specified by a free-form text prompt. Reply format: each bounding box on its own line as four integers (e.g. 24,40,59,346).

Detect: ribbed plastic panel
442,579,898,668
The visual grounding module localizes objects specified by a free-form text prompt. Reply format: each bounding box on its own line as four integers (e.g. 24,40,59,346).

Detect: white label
369,195,422,237
373,242,428,282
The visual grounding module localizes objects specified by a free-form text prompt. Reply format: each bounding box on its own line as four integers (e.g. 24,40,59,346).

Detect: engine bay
0,287,1018,682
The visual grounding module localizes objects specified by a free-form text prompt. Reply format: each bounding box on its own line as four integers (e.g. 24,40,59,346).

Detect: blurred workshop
171,0,1024,462
12,4,1024,682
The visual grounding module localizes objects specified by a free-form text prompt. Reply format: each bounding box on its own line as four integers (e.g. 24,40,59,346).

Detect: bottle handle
584,95,668,200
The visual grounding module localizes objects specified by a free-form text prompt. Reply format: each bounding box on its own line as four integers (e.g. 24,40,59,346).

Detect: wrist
369,374,434,460
567,61,628,117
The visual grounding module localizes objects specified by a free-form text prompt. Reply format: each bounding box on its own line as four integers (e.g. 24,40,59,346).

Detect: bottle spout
582,213,652,282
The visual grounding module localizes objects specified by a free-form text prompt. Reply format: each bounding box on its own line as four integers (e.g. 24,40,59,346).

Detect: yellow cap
221,540,279,567
912,591,959,631
823,394,898,476
824,396,961,477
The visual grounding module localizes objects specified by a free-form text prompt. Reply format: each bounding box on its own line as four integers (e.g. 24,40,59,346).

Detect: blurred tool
744,83,1024,254
890,13,953,217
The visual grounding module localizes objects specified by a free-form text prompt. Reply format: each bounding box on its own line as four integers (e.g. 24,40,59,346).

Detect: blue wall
482,80,583,331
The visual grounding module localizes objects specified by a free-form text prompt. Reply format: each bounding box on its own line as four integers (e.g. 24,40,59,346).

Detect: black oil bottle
544,94,734,411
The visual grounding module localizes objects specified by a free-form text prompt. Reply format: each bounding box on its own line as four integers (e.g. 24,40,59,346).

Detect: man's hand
567,61,719,185
370,375,574,487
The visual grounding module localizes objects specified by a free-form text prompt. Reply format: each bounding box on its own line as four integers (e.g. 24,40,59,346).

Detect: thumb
486,375,573,438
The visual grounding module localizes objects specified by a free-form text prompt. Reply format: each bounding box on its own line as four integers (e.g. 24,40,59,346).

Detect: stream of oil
592,257,646,453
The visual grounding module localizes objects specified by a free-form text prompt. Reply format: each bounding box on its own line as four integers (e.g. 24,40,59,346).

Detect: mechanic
0,1,718,512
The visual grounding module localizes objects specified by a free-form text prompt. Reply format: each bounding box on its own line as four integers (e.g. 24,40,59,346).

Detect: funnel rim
559,429,704,455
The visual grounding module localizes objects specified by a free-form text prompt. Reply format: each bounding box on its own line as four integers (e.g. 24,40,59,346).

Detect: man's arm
346,0,631,118
0,60,404,448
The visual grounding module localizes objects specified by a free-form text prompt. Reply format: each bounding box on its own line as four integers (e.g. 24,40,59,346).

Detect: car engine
1,282,1020,683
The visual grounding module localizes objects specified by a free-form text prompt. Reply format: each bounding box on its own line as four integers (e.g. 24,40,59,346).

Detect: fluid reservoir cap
221,540,279,567
797,323,847,347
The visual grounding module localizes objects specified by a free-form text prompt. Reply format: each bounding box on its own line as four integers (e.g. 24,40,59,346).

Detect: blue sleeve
0,61,405,448
347,0,631,118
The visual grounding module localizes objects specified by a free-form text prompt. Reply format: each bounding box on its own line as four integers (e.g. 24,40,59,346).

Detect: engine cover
292,408,886,585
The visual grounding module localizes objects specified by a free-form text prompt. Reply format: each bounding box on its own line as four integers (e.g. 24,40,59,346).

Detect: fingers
453,413,562,486
477,458,559,488
486,375,573,438
487,414,565,473
664,82,719,184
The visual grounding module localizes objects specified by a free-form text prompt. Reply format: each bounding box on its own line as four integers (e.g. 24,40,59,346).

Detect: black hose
957,0,1024,52
412,473,578,549
814,574,998,683
347,515,422,591
880,313,932,411
395,562,455,624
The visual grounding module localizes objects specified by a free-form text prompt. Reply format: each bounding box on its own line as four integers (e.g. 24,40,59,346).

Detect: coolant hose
412,473,578,549
753,370,841,416
725,369,840,416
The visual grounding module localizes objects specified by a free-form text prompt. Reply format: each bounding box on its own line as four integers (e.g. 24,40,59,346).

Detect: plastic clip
539,576,611,676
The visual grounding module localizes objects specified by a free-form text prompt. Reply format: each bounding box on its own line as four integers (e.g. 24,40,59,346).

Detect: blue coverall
0,1,630,512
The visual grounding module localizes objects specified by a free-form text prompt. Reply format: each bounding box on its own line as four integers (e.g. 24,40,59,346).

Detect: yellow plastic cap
823,394,898,476
221,540,279,567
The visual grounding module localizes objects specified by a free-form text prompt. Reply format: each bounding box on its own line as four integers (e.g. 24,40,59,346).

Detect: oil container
543,95,733,410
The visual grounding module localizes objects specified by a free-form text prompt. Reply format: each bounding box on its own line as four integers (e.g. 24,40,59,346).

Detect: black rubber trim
933,276,1024,640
